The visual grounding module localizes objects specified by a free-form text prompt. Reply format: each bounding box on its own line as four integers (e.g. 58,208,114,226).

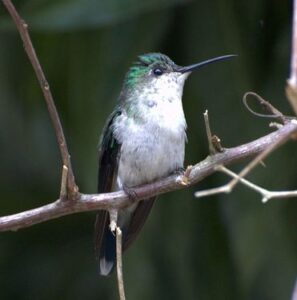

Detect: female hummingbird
95,53,235,275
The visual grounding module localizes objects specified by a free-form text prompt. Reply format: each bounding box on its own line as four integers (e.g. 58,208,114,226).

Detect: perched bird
95,52,235,275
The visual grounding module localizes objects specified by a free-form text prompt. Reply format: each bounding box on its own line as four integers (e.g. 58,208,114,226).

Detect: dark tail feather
94,198,155,276
94,211,115,276
99,227,116,276
95,212,129,276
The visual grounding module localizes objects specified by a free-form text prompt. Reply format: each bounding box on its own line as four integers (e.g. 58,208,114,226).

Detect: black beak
176,54,237,73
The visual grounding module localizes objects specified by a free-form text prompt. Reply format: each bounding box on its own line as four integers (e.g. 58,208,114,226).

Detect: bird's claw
109,209,118,234
123,185,138,202
178,165,193,186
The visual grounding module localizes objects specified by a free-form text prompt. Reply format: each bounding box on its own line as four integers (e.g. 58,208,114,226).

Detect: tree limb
0,119,296,232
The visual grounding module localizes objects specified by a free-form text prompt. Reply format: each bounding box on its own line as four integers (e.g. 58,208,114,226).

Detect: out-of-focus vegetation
0,0,296,299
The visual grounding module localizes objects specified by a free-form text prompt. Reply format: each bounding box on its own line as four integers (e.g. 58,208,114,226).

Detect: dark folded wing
94,109,121,261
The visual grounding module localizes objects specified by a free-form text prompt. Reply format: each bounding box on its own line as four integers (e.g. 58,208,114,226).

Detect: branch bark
0,119,296,232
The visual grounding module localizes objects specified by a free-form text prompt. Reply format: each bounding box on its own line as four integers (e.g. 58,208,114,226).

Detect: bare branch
195,166,297,202
0,119,296,232
243,92,286,122
204,110,216,154
116,227,126,300
60,165,68,200
1,0,78,196
286,0,297,115
203,110,224,154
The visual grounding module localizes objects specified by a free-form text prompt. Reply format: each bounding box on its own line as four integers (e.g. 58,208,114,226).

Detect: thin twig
289,0,297,87
204,110,216,154
108,211,125,299
220,166,297,202
0,119,297,232
116,227,126,300
60,165,68,200
243,92,286,122
1,0,78,197
203,110,223,153
286,0,297,115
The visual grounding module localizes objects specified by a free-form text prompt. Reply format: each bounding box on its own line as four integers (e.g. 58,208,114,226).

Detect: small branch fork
195,93,297,201
1,0,78,199
196,165,297,203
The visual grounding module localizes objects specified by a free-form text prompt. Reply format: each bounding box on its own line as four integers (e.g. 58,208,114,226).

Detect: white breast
113,101,186,188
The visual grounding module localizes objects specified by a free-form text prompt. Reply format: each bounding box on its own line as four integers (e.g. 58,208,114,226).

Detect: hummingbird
95,52,235,276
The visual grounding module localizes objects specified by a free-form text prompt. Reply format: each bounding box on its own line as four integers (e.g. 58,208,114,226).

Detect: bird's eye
153,68,163,76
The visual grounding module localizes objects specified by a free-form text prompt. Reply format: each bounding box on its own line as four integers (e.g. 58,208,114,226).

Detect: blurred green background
0,0,296,299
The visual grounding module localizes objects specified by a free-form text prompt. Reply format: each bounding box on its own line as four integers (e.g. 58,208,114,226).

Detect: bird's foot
123,185,138,202
178,165,193,186
109,209,118,234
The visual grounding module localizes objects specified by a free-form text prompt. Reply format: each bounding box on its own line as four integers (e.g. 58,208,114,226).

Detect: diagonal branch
1,0,78,197
0,119,296,232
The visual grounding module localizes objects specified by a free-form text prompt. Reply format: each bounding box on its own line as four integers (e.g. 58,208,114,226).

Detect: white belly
114,115,186,188
119,130,185,187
